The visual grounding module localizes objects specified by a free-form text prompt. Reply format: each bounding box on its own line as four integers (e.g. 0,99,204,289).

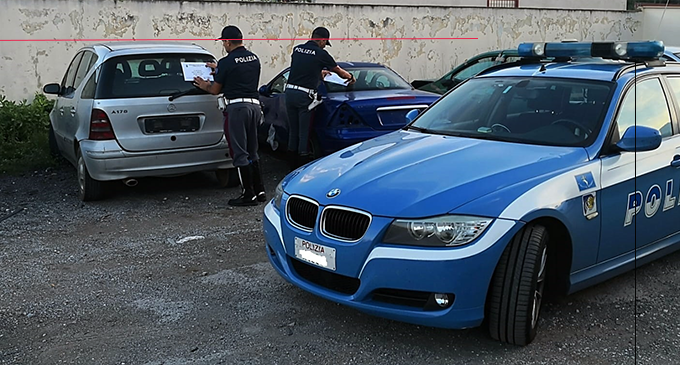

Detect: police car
262,40,680,346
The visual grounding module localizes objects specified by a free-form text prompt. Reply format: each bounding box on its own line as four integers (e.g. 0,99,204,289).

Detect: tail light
89,109,115,140
333,104,368,128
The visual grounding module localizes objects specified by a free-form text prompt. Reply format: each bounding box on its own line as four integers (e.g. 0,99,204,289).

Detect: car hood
283,130,589,218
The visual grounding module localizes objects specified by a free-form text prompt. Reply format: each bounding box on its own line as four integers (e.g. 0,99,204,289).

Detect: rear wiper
168,87,203,101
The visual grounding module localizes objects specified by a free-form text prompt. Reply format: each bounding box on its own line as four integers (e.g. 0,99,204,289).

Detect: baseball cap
312,26,332,46
218,25,243,41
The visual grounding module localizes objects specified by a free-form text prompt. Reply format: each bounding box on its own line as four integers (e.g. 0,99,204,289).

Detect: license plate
294,237,336,271
144,116,200,134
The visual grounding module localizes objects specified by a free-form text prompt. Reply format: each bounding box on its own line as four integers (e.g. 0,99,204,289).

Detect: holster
217,96,226,111
307,91,322,111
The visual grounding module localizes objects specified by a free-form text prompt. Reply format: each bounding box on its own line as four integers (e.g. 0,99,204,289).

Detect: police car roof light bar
517,40,665,61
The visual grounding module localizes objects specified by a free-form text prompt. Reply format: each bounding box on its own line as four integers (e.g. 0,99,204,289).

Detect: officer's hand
193,76,207,89
321,70,331,78
346,75,356,85
206,62,217,74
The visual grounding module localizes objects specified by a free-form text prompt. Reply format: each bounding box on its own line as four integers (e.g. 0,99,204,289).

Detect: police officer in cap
193,25,266,206
284,26,355,170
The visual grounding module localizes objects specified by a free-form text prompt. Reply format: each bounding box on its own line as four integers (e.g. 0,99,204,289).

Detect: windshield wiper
405,125,436,133
406,125,466,137
168,87,204,101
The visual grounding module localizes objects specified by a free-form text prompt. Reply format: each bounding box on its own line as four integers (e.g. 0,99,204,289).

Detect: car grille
290,258,360,295
286,196,318,231
321,207,371,241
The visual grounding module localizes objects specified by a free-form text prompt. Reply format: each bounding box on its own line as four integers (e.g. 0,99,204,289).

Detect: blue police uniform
284,27,346,169
212,26,266,206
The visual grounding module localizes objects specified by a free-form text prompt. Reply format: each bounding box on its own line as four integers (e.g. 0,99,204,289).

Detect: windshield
324,67,412,92
96,53,214,99
409,76,614,147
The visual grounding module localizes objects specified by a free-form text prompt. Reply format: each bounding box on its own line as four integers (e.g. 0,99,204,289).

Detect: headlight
273,179,284,210
273,167,304,210
383,215,493,247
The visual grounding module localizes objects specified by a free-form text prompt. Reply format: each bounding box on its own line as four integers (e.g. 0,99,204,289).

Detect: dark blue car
257,62,441,158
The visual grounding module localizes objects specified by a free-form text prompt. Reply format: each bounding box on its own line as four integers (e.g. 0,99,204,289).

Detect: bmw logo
327,188,341,198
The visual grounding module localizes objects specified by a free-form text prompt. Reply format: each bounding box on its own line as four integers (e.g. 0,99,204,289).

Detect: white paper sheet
181,62,214,82
324,72,349,86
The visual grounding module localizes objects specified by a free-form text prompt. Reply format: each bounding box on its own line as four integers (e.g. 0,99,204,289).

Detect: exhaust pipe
123,178,138,187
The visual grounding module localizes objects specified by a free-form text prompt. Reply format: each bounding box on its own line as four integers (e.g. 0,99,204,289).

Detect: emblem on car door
327,188,341,198
167,104,176,112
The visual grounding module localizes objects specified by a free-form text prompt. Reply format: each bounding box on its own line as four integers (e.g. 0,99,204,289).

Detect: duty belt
286,84,315,94
224,97,260,106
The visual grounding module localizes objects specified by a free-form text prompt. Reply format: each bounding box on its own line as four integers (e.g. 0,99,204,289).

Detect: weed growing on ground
0,93,59,174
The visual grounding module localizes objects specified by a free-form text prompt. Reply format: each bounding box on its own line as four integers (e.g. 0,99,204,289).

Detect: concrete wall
520,0,627,11
316,0,628,11
313,0,486,6
1,0,643,102
640,7,680,47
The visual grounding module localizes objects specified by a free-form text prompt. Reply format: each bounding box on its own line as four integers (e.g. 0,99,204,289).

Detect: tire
487,223,549,346
216,168,240,188
77,149,106,201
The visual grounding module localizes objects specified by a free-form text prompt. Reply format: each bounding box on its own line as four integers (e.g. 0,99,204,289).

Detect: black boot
251,160,267,203
285,150,298,172
228,166,258,207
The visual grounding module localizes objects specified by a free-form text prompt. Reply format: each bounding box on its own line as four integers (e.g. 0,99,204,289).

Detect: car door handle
672,156,680,167
59,107,64,116
69,107,76,116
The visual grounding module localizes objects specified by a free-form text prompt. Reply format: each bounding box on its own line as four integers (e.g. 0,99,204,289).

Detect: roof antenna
655,0,671,40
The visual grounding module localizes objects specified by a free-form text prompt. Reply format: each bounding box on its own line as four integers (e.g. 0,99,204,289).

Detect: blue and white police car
263,40,680,346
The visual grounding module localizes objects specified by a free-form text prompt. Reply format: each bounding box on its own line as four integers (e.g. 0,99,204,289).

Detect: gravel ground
0,153,679,365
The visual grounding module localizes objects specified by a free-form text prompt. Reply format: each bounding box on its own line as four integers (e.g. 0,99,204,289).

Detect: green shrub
0,93,58,174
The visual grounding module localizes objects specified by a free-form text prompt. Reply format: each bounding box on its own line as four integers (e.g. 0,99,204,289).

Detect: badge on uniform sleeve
582,192,598,220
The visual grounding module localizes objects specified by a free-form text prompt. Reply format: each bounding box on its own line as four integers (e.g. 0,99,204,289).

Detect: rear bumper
79,137,232,181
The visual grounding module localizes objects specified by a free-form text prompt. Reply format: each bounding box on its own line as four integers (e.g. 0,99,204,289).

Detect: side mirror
405,109,420,123
43,83,61,95
259,85,269,96
616,125,662,152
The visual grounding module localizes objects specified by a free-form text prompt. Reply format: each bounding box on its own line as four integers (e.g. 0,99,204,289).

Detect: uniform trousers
223,102,262,167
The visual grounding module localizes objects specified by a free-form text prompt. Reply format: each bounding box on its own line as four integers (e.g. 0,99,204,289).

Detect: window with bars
487,0,519,7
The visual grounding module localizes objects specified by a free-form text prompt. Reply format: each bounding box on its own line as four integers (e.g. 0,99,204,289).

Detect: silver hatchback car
43,41,238,201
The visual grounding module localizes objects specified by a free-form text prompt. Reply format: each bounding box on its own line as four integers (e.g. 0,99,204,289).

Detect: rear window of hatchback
95,53,215,99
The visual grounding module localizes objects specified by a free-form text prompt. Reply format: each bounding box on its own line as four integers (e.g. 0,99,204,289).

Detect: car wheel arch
482,212,573,301
513,209,574,295
524,216,573,298
483,214,572,345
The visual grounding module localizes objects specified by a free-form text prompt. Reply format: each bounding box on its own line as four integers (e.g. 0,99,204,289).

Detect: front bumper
262,199,523,329
79,138,232,181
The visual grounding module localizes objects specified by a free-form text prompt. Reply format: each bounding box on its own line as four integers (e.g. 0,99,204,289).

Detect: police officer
193,25,266,206
284,26,355,170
